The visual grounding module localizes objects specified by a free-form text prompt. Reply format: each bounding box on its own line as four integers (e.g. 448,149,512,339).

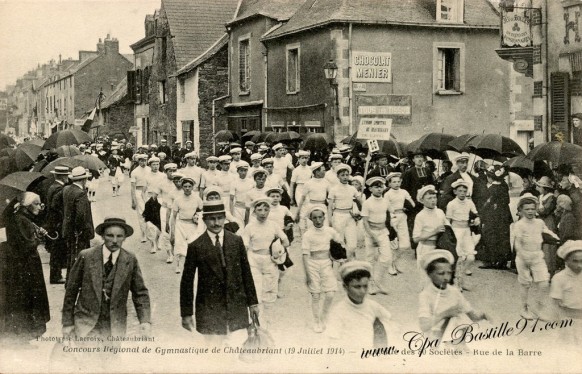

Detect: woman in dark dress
0,192,50,346
479,165,513,269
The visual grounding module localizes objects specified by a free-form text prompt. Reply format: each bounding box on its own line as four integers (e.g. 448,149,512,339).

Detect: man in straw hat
44,166,70,284
180,200,259,346
62,166,95,280
63,217,151,342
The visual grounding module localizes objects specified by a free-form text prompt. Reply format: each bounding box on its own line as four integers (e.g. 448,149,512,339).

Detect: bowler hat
95,217,134,237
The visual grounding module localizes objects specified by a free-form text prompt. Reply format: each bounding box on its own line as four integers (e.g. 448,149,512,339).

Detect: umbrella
241,131,261,142
0,156,18,179
339,131,402,157
73,154,107,173
27,138,45,147
56,145,82,157
504,155,534,177
264,132,279,143
447,134,479,152
43,129,92,150
526,141,582,166
13,142,43,170
275,131,301,143
303,133,334,152
406,133,456,159
0,172,47,228
0,134,16,150
251,131,275,143
466,134,524,159
42,157,84,175
214,130,237,143
0,148,15,158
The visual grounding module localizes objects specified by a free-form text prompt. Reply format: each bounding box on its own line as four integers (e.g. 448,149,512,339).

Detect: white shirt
216,171,234,194
200,169,220,189
145,170,167,195
361,195,391,224
384,188,413,212
273,156,293,178
102,246,120,265
301,226,341,255
329,183,359,210
130,165,151,187
242,220,286,251
446,197,478,222
230,177,254,203
172,193,203,220
302,178,330,203
413,207,449,241
291,165,312,185
268,204,291,229
326,296,392,350
180,165,203,188
207,229,224,247
325,170,339,186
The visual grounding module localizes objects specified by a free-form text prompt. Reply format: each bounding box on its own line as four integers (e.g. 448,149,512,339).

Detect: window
286,44,300,94
135,69,142,104
179,79,185,103
182,120,194,144
437,0,464,23
158,80,168,103
433,42,465,94
239,36,250,94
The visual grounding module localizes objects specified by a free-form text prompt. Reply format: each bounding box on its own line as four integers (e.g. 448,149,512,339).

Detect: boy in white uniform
326,261,393,350
512,193,559,320
302,207,342,333
295,162,330,232
245,168,269,225
228,147,244,176
325,154,343,186
241,198,290,329
230,161,254,223
180,152,203,192
384,172,415,258
290,150,312,206
413,186,449,264
361,177,395,295
248,153,263,179
216,155,234,212
445,179,480,290
272,143,294,180
328,164,362,260
199,155,220,197
130,154,151,242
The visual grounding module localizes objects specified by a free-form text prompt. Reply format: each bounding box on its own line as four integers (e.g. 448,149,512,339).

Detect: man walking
62,217,150,338
44,166,70,284
62,166,94,277
180,200,259,345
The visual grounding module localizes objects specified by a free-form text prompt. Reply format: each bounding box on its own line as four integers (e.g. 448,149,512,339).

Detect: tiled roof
265,0,499,40
101,77,128,109
175,34,228,76
228,0,307,25
162,0,239,69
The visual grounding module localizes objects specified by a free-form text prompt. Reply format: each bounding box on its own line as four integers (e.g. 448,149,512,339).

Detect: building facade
262,0,513,143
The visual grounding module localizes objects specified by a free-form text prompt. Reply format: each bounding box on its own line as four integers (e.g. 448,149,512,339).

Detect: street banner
358,118,392,141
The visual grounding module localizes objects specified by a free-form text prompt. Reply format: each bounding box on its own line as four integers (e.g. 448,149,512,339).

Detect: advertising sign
355,94,412,129
358,118,392,141
501,7,532,47
352,51,392,83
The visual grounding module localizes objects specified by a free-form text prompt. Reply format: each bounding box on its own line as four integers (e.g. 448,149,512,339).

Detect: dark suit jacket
62,245,151,337
44,180,65,234
438,170,487,211
62,183,94,242
180,230,258,335
401,166,434,203
367,165,394,179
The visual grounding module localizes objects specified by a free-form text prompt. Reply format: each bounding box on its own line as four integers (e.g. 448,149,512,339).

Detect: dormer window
437,0,464,23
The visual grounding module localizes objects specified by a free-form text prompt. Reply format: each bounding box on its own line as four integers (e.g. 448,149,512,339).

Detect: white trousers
248,252,279,304
332,212,357,253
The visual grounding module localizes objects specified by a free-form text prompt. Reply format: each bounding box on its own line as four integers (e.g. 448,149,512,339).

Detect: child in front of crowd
143,185,162,254
384,172,415,271
361,176,394,295
512,193,560,320
418,250,488,343
326,261,393,350
445,179,480,291
549,240,582,344
302,207,343,333
86,171,98,203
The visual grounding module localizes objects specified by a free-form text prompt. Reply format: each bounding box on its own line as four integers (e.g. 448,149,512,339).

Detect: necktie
417,167,425,178
216,235,226,268
104,253,113,277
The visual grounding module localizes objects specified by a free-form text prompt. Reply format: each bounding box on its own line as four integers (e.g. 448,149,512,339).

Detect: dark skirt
479,206,513,265
0,241,50,341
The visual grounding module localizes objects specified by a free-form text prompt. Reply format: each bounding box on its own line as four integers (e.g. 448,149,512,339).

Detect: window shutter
453,49,461,92
127,70,136,102
436,49,444,90
550,72,570,138
143,67,150,104
135,69,142,104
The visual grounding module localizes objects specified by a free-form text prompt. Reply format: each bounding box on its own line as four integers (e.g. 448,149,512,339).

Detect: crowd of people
1,135,581,356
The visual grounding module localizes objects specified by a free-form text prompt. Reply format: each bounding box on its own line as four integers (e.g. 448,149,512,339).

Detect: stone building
132,0,238,147
100,77,135,141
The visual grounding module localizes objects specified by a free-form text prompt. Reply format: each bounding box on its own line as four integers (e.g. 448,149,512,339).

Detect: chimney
97,38,105,54
104,35,119,54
